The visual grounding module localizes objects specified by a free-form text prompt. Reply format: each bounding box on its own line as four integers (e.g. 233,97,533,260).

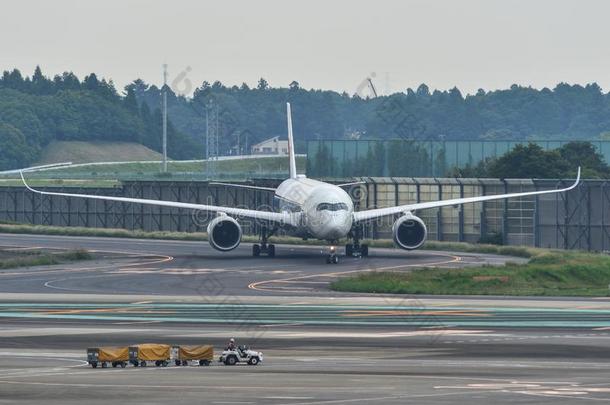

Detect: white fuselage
274,177,353,241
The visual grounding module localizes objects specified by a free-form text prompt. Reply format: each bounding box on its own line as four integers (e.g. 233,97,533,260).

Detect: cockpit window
316,202,348,211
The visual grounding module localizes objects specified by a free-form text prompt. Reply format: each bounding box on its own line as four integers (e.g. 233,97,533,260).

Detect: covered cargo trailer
87,347,129,368
175,345,214,366
129,344,171,367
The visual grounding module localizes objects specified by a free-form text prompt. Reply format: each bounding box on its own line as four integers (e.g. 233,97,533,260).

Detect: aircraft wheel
252,244,261,257
268,244,275,257
361,244,369,257
345,244,353,257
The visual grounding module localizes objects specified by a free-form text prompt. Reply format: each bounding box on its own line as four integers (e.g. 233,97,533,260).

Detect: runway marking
0,246,44,251
287,390,499,405
265,397,313,400
270,280,328,284
38,251,174,293
0,245,173,279
341,309,490,318
435,380,610,401
6,303,610,327
248,252,461,293
112,320,163,325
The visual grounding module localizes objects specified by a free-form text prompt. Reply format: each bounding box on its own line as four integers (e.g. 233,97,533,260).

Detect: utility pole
162,64,168,173
205,102,209,178
205,99,219,179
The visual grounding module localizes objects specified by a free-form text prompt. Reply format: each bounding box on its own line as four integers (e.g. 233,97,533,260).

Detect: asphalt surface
2,233,610,404
0,233,521,297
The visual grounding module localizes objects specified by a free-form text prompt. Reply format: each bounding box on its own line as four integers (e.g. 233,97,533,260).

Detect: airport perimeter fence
0,177,608,251
306,139,610,178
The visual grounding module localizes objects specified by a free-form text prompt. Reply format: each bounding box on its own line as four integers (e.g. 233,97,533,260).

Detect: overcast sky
2,0,609,95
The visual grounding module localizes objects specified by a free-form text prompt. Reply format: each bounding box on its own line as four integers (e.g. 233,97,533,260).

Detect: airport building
251,136,289,155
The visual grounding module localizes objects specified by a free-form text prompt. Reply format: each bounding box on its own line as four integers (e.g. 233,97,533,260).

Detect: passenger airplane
21,103,580,263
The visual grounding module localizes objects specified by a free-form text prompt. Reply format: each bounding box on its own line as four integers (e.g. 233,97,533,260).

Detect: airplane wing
21,172,298,227
336,181,366,188
353,168,581,223
209,182,277,192
0,162,73,175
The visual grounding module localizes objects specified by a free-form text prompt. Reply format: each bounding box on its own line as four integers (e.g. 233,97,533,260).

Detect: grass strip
0,249,92,269
331,250,610,296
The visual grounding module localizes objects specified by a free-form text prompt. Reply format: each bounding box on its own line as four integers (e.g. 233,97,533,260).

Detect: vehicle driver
227,338,236,351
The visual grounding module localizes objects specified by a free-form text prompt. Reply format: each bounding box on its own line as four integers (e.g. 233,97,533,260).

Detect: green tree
487,143,568,178
558,141,609,178
257,78,269,90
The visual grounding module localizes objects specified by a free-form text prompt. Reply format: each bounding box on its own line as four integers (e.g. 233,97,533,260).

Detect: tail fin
286,102,297,179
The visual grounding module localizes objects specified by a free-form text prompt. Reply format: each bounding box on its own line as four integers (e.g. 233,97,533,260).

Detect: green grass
0,178,120,188
331,250,610,296
0,155,308,187
0,249,92,269
22,156,307,177
37,141,163,165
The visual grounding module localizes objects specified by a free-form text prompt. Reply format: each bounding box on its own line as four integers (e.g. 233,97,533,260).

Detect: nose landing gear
326,246,339,264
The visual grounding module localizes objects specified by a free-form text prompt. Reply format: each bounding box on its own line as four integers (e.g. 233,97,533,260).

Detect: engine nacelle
207,215,242,252
392,213,427,250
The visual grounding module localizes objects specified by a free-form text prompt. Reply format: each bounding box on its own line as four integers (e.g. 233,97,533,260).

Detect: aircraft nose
323,211,352,238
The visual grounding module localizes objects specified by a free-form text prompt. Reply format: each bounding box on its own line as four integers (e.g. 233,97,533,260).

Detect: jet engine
207,215,242,251
392,213,427,250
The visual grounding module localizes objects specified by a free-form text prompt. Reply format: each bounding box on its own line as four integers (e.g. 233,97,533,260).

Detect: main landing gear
252,226,276,258
345,226,369,258
345,243,368,258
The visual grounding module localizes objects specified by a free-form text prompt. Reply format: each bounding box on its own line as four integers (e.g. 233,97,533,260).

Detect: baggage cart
174,345,213,366
129,344,171,367
87,347,129,368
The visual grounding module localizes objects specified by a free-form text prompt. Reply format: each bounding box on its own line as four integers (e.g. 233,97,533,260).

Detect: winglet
286,102,297,179
570,166,581,190
20,170,38,194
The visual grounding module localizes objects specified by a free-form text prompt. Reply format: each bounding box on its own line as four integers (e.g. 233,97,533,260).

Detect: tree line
0,67,202,170
134,78,610,156
3,67,610,175
452,141,609,179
